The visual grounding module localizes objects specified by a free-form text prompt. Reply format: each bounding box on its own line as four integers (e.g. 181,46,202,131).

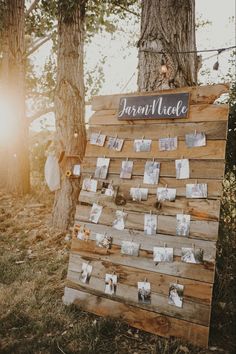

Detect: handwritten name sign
118,92,189,120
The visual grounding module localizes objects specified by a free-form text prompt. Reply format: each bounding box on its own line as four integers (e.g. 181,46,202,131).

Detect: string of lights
139,45,236,55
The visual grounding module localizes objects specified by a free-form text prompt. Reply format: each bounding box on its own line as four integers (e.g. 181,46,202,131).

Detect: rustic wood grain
91,84,229,111
68,252,213,304
72,223,216,261
63,287,209,347
75,205,219,241
70,241,215,283
81,173,223,198
78,191,221,221
81,158,225,179
66,272,211,326
85,140,226,160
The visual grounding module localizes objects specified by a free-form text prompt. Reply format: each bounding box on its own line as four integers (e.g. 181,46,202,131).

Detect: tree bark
137,0,198,91
3,0,30,195
52,1,86,230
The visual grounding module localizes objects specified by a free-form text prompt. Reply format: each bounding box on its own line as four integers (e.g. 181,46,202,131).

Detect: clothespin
142,136,145,141
149,210,152,215
176,278,178,284
164,243,167,248
192,243,195,250
181,155,184,160
126,157,129,161
195,179,198,185
165,184,168,189
194,129,197,136
152,157,155,164
144,277,147,283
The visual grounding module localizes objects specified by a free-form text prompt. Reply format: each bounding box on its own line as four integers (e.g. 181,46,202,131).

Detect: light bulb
74,131,78,138
161,59,168,74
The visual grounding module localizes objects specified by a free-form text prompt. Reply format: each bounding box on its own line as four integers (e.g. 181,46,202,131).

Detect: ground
0,188,235,354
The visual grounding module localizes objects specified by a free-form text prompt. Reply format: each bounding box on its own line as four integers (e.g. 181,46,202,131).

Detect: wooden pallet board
64,84,229,347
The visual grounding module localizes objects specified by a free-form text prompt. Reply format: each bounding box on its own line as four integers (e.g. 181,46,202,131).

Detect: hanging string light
74,131,78,138
161,56,168,75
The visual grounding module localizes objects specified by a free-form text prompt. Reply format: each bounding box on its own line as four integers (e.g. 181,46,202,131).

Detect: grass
0,188,235,354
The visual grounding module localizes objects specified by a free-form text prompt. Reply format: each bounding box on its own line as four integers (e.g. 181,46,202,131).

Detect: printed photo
181,247,204,264
176,214,190,237
144,214,157,235
80,262,93,284
89,203,103,224
134,139,152,152
107,136,124,151
138,282,151,304
96,233,112,249
82,178,97,192
121,241,140,256
159,137,178,151
112,210,127,230
73,164,81,176
101,182,115,197
153,247,173,262
175,159,190,179
186,183,207,198
74,224,90,241
185,132,206,148
130,187,148,201
157,187,176,202
94,157,110,179
120,160,133,179
168,283,184,308
143,161,160,185
90,132,106,146
105,273,117,295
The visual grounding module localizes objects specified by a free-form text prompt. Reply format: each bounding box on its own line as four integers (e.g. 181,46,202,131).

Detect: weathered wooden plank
81,158,225,179
81,174,223,198
72,223,216,261
63,287,209,347
85,140,226,160
68,252,213,305
78,192,221,221
66,271,211,326
75,205,219,241
91,84,229,111
70,241,215,283
89,110,228,130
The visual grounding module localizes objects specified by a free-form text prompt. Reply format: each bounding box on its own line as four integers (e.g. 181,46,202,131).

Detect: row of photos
75,130,208,309
79,261,184,308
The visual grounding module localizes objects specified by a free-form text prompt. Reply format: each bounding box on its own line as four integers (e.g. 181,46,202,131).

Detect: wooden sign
118,92,190,120
64,84,229,348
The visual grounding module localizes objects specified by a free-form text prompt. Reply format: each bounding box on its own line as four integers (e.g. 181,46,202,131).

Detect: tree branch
26,33,54,57
113,2,140,17
27,106,54,124
26,0,41,17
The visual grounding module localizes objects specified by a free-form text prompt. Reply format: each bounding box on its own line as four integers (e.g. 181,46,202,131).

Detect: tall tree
52,0,86,230
1,0,30,194
137,0,198,91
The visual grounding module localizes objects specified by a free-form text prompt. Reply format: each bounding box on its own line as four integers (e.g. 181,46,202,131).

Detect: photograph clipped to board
80,262,93,284
82,178,98,192
153,246,174,263
181,247,204,264
185,132,206,148
157,187,176,202
186,183,207,198
107,136,124,151
143,161,160,184
121,241,140,256
94,157,110,179
159,137,178,151
120,160,133,179
176,214,191,237
144,213,157,235
90,132,106,146
112,210,127,230
96,233,112,249
168,283,184,308
130,187,148,201
133,139,152,152
105,274,117,295
89,203,103,224
138,281,151,304
175,159,190,179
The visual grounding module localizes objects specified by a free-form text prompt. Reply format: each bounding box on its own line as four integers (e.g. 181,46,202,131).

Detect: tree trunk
137,0,198,91
52,1,86,231
2,0,30,194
